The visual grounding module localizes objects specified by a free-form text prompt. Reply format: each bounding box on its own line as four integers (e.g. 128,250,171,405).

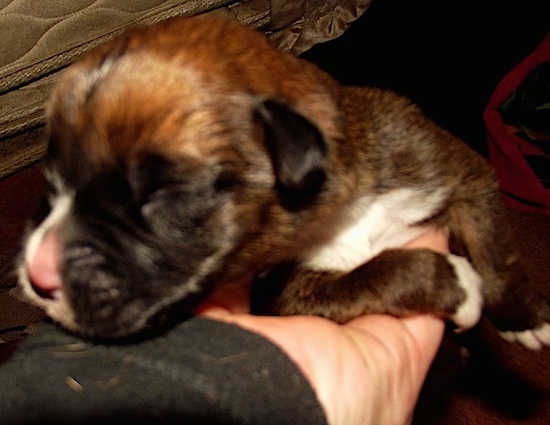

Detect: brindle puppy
18,16,550,348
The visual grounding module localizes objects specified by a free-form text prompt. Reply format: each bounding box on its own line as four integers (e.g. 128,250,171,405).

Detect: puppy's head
18,16,344,338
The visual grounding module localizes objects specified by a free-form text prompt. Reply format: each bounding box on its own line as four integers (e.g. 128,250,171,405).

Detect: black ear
255,100,327,207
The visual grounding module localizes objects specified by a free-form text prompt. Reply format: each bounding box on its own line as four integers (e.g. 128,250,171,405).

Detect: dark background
300,0,550,156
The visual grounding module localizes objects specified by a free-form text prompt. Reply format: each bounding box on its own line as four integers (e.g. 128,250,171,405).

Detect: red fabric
484,33,550,215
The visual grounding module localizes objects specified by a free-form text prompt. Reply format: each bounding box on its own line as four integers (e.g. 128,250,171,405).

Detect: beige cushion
0,0,371,179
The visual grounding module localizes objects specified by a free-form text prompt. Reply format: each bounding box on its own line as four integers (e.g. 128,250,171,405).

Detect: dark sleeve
0,317,327,425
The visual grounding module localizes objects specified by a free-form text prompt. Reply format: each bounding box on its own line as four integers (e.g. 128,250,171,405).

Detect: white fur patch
500,322,550,350
18,191,73,312
23,192,73,274
446,254,483,331
304,187,448,272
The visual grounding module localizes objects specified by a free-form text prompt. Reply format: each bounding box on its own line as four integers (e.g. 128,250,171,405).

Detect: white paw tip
446,254,483,331
500,322,550,350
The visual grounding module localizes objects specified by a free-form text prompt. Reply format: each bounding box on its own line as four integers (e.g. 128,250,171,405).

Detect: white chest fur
303,187,448,272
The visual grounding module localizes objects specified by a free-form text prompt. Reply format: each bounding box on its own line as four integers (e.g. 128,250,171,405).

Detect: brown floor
415,209,550,424
0,163,47,360
1,162,549,424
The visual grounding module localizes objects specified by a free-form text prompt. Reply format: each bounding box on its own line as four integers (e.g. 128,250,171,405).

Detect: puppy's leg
271,248,483,331
447,199,550,350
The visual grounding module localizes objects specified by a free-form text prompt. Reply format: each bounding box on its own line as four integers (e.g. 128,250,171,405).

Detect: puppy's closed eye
127,155,234,239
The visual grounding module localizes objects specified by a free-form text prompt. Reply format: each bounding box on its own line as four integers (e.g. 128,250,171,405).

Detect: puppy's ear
255,100,327,207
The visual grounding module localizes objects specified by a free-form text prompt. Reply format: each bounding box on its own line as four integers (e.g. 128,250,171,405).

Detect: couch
0,0,372,181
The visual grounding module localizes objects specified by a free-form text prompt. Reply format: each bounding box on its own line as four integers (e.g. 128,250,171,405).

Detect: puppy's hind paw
446,254,483,332
500,322,550,350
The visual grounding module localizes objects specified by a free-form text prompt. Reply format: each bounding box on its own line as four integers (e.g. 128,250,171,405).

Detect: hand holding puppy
19,16,549,349
19,16,549,348
199,228,448,425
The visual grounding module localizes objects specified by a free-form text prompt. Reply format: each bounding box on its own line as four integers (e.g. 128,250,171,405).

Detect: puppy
18,16,550,348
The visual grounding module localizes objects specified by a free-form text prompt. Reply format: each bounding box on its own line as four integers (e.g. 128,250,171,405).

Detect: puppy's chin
75,291,211,341
18,270,78,331
17,216,223,340
19,269,207,341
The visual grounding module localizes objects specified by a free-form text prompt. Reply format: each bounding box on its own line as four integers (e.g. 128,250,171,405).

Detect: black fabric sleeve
0,317,328,425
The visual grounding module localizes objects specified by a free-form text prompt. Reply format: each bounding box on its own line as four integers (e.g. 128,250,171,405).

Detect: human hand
197,228,449,425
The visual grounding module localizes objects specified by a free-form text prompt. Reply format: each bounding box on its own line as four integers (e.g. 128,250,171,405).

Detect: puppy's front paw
500,322,550,350
446,254,483,331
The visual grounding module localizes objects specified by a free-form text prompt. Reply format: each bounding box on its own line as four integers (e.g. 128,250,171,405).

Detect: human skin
198,228,448,425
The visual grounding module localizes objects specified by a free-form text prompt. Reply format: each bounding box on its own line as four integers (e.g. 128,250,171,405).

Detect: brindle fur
18,16,550,346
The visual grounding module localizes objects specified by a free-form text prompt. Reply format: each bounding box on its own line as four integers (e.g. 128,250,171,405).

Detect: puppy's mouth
18,221,225,340
19,229,177,339
20,264,202,340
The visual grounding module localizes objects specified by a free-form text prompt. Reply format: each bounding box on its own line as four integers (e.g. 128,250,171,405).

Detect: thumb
347,314,444,381
337,314,445,425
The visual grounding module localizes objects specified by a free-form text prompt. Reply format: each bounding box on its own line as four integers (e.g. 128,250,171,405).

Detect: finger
401,314,446,365
341,314,445,424
195,280,252,315
346,314,444,390
405,227,449,251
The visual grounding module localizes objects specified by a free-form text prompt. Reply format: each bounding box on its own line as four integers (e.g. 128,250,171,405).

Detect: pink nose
27,230,62,299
